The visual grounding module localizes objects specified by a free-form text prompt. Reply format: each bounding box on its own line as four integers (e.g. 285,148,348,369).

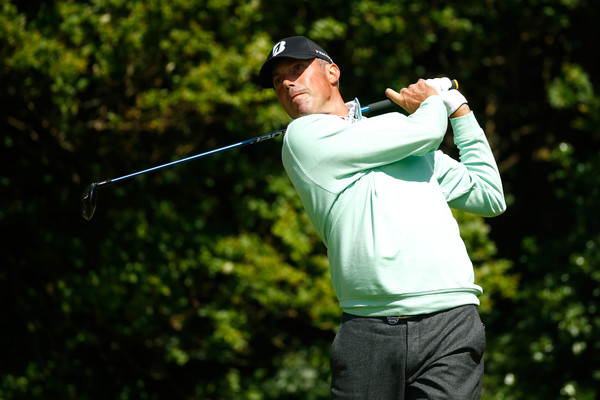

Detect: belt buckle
386,316,400,325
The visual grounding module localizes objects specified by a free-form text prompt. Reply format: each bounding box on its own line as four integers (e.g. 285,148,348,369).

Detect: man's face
271,58,338,119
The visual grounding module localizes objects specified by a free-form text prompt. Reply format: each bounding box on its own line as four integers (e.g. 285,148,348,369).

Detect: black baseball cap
258,36,334,88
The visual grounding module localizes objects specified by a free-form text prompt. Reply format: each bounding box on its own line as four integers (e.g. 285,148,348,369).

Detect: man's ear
327,63,341,86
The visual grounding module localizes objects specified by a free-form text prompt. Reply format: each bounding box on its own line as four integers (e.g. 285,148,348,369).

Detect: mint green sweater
281,95,506,317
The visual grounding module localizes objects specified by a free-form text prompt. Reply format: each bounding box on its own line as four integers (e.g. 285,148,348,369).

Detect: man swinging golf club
259,36,506,399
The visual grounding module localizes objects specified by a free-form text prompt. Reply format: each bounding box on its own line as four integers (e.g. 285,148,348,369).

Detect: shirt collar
343,98,363,123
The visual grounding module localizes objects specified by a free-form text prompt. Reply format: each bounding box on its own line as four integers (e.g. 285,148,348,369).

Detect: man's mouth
290,92,305,101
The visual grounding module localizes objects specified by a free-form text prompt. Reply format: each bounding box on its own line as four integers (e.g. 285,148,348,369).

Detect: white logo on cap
272,41,286,57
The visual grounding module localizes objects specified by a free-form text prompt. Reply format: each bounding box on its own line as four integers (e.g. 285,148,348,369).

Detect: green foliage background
1,0,599,398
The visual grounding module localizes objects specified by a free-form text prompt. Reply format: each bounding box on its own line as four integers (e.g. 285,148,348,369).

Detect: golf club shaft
94,129,287,188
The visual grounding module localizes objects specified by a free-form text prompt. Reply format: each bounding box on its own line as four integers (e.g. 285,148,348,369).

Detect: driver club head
81,183,98,220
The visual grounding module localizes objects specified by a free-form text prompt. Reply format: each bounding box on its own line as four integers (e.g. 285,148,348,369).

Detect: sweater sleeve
283,95,448,193
434,112,506,217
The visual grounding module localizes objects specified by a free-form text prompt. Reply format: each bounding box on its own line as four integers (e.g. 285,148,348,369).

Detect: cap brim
258,53,316,88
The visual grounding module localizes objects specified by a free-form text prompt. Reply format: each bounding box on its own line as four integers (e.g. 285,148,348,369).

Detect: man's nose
282,77,295,90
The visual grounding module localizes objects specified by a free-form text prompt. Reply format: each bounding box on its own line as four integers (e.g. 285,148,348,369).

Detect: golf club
81,79,458,220
81,129,285,220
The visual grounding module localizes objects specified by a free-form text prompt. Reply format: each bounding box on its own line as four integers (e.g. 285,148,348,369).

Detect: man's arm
435,110,506,217
284,94,447,169
283,94,448,194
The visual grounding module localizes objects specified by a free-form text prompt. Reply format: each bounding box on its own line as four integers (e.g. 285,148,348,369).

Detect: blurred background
1,0,599,398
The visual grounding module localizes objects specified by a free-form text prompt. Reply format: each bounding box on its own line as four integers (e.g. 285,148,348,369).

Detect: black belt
342,312,416,325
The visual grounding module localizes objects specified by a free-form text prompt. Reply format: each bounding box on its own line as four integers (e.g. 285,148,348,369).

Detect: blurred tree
1,0,598,399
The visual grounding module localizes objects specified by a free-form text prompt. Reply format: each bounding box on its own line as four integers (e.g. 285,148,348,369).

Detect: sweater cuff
450,111,484,142
450,111,477,128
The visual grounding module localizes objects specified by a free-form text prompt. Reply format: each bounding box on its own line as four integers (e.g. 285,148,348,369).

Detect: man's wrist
450,103,470,118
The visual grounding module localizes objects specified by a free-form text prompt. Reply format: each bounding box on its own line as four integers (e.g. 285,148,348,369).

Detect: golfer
259,36,506,399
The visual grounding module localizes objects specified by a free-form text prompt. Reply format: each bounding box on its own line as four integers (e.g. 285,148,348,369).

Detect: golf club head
81,183,98,220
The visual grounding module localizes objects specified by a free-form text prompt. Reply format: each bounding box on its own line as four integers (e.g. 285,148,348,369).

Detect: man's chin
287,109,310,119
286,101,321,119
294,105,318,118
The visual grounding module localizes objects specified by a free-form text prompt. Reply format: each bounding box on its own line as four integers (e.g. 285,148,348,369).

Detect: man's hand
425,78,469,118
385,79,438,114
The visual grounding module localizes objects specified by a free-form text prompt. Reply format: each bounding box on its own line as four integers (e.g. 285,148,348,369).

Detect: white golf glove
425,77,467,117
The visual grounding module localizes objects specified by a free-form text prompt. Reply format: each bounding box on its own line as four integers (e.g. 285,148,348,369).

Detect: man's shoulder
288,113,341,128
286,114,347,139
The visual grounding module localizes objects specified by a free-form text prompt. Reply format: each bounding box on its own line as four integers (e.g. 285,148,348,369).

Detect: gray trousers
330,305,485,400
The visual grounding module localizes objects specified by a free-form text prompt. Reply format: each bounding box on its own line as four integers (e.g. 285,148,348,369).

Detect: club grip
366,99,395,113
